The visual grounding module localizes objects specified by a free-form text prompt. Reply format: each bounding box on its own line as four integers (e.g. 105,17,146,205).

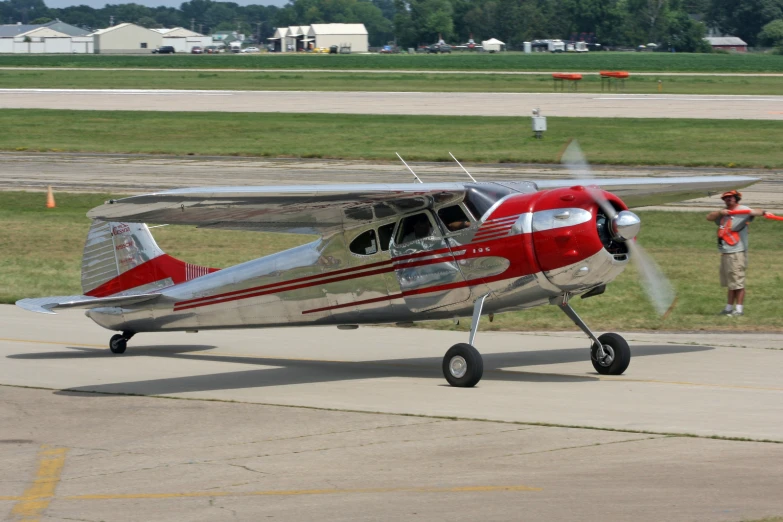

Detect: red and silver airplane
17,148,757,387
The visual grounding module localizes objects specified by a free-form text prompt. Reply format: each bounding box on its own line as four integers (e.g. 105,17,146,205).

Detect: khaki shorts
720,251,747,290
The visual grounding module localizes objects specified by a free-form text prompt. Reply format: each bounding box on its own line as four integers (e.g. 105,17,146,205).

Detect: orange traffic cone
46,186,56,208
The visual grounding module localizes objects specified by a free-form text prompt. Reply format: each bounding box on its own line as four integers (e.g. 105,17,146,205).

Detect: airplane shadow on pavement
8,343,713,397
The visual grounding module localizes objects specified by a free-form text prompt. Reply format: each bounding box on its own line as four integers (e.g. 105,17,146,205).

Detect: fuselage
87,185,631,333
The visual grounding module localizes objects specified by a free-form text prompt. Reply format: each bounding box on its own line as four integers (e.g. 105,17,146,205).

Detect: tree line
2,0,782,50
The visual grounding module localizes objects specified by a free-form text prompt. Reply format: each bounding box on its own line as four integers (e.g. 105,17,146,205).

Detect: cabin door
389,211,471,312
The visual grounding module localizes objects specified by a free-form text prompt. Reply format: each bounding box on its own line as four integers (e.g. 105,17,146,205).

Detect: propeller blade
560,139,617,219
560,139,676,317
626,241,676,317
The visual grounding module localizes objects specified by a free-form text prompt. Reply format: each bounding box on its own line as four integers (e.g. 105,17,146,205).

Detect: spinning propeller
561,140,676,317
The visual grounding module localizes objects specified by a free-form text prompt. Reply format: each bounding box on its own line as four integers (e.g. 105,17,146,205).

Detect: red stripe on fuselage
175,258,395,308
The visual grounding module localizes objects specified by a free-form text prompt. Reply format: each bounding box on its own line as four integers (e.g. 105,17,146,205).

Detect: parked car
312,47,329,53
379,45,398,54
204,45,219,54
427,43,451,54
240,46,260,53
152,46,176,54
191,46,203,54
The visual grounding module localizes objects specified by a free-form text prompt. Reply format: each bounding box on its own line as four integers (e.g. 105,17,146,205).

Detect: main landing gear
442,294,488,387
109,331,134,354
555,294,631,375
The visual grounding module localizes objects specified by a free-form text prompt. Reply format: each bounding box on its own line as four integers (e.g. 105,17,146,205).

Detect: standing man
706,190,765,316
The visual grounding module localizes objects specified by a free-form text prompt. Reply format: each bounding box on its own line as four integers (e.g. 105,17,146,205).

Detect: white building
270,23,368,53
481,38,505,53
92,23,162,54
154,27,212,52
267,26,288,52
0,20,93,53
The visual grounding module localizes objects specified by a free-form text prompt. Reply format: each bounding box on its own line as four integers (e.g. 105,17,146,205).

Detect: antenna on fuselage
396,152,423,184
449,152,477,182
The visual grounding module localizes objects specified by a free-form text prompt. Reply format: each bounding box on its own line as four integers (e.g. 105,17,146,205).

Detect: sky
43,0,289,8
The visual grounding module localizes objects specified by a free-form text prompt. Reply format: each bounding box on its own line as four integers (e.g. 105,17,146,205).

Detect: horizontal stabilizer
16,293,161,315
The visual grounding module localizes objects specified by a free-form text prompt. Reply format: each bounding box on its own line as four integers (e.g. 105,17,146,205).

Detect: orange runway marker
45,186,55,209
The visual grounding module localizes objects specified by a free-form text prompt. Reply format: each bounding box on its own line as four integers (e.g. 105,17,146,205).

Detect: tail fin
81,220,217,298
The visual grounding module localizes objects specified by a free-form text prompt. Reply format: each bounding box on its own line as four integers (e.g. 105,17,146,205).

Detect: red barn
705,37,748,53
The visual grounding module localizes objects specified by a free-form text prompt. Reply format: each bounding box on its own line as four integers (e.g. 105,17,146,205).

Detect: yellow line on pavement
607,376,783,391
9,445,68,521
67,483,540,500
0,337,105,349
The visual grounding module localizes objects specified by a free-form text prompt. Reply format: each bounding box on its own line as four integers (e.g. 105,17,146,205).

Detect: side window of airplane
397,212,436,245
349,229,378,256
378,223,396,251
437,205,471,233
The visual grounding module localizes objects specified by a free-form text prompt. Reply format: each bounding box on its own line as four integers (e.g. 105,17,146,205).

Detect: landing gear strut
109,331,134,354
555,294,631,375
442,294,488,387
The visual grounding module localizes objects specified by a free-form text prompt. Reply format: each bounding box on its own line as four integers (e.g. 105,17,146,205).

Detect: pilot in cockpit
402,214,433,243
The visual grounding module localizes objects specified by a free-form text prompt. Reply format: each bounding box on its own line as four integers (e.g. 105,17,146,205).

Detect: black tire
442,343,483,387
109,334,127,354
591,333,630,375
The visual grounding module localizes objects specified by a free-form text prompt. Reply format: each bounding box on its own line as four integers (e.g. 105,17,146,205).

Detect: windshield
464,184,516,219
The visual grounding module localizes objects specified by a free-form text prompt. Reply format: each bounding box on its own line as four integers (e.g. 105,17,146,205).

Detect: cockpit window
378,223,395,251
437,205,471,233
398,212,435,244
465,184,515,219
349,229,378,256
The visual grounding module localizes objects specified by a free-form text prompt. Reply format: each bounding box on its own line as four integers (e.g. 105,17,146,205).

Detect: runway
3,152,781,212
2,88,783,119
1,305,782,520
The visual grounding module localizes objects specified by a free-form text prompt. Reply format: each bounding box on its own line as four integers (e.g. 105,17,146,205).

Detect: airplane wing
535,176,759,209
87,183,469,235
86,176,758,235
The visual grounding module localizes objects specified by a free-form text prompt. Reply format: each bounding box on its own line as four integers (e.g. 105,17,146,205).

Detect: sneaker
730,310,744,317
718,309,733,315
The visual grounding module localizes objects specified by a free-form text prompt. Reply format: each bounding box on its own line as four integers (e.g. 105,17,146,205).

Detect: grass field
2,69,782,95
1,109,782,168
2,191,782,332
1,52,783,73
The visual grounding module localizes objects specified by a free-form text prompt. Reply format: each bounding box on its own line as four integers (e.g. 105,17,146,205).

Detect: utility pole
109,15,114,26
199,23,203,35
191,18,195,32
256,21,261,43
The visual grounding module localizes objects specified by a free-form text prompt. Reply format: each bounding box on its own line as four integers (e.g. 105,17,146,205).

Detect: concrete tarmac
2,88,783,119
2,152,781,212
1,305,782,521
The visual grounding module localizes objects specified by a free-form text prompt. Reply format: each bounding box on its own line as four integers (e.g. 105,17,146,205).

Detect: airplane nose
611,211,641,241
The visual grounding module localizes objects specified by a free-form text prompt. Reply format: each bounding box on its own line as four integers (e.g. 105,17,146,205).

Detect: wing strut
449,152,477,182
396,152,423,184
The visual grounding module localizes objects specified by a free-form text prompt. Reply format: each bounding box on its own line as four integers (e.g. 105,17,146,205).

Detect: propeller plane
17,147,757,387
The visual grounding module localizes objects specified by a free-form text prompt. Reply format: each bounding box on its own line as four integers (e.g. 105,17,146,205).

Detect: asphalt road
1,305,783,521
2,88,783,119
2,152,781,212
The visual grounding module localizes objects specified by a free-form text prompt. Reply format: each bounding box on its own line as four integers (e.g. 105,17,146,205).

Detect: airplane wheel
591,333,630,375
109,334,127,354
442,343,483,387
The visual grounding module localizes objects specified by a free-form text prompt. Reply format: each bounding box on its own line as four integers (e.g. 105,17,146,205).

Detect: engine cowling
530,186,635,292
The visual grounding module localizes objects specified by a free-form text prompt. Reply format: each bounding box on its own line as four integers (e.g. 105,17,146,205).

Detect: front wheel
591,333,630,375
442,343,483,387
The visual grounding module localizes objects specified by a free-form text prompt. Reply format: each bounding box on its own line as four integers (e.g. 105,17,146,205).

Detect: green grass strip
2,69,783,95
1,109,783,168
1,52,783,73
